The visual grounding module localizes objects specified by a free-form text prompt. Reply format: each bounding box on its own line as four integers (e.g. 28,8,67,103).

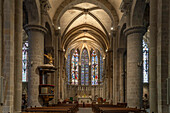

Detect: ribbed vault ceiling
47,0,122,58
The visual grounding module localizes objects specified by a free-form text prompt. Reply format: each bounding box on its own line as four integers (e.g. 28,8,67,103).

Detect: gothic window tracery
81,48,89,85
91,50,98,85
71,49,79,85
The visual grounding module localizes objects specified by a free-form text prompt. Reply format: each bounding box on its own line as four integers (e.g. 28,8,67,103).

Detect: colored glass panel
143,40,149,83
91,50,98,85
81,48,89,85
71,49,79,85
22,41,28,82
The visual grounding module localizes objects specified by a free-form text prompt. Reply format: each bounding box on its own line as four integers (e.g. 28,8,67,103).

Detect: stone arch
53,0,119,29
24,0,40,24
131,0,146,26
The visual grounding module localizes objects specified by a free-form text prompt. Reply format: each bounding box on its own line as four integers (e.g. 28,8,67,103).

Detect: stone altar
78,96,92,104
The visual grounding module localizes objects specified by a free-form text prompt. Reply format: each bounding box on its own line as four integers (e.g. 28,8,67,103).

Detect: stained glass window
71,49,79,85
67,54,70,84
91,50,98,85
100,55,103,83
143,40,149,83
81,48,89,85
22,41,28,82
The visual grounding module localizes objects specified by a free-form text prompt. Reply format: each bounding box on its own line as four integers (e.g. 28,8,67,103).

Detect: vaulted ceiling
47,0,123,58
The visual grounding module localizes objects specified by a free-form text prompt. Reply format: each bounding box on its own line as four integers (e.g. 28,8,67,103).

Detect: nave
0,0,170,113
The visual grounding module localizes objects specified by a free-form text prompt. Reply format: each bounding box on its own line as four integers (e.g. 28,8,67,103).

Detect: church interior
0,0,170,113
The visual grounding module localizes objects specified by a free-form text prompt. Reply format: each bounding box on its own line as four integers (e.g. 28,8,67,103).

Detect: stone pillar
0,0,2,78
58,49,61,99
98,51,100,97
54,30,59,104
14,0,23,112
105,53,110,100
0,2,2,112
3,0,15,112
124,26,146,108
24,24,47,107
118,49,125,103
150,0,158,112
109,50,113,101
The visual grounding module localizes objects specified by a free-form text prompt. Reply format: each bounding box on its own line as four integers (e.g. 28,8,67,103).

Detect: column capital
120,0,133,14
124,26,146,37
40,0,51,14
24,24,47,34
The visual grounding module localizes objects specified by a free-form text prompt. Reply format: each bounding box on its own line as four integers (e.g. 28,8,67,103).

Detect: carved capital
124,26,146,37
120,0,133,14
24,24,47,34
40,0,51,14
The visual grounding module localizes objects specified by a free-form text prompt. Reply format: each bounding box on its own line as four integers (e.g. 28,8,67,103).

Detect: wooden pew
99,107,146,113
92,103,127,113
23,103,78,113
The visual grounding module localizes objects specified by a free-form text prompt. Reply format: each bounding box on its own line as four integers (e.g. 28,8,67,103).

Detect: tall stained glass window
100,55,103,83
71,49,79,85
91,50,98,85
22,41,28,82
143,40,149,83
67,54,70,84
81,48,89,85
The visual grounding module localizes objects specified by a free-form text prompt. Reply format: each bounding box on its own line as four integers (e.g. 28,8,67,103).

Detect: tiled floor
77,108,93,113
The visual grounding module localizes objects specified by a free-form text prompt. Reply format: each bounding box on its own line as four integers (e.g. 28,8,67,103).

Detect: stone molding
24,24,47,34
40,0,51,14
124,26,146,37
120,0,133,13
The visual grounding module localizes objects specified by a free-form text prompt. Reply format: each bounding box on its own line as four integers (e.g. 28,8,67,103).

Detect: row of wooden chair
92,103,147,113
22,103,78,113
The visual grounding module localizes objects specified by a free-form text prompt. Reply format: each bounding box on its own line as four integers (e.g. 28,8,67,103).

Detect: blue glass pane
22,42,28,82
143,40,149,83
71,49,79,85
81,48,89,85
91,50,98,85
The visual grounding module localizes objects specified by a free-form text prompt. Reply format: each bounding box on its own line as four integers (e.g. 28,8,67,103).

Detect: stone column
0,1,2,113
106,53,110,100
0,0,2,78
98,52,100,97
0,2,2,112
124,26,146,108
150,0,158,112
54,30,59,104
3,0,15,112
58,49,61,99
109,50,113,101
14,0,23,112
59,50,63,99
118,49,125,103
24,24,47,107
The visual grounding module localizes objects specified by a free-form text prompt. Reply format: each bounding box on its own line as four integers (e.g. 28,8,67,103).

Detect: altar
78,96,92,104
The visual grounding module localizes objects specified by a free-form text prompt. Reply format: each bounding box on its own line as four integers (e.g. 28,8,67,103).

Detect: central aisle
77,108,93,113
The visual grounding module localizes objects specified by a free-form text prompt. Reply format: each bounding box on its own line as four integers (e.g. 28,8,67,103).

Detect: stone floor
77,108,93,113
